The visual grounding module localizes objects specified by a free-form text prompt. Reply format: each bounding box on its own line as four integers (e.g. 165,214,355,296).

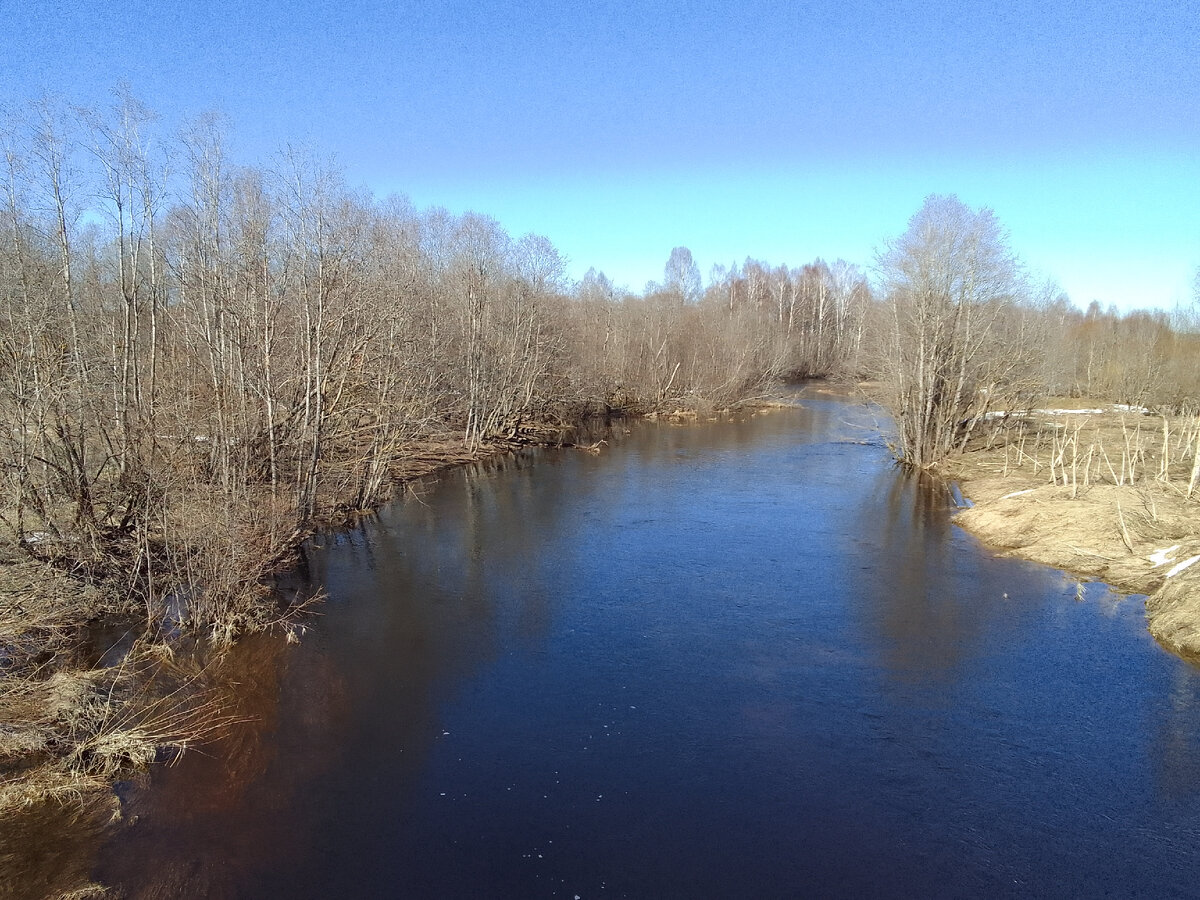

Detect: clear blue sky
3,0,1198,310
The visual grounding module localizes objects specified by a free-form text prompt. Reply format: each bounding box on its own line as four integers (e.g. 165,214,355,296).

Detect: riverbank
1,396,791,896
0,412,617,821
942,404,1200,660
2,391,786,810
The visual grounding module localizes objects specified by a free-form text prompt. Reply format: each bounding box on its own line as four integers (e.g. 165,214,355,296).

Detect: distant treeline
1,93,1198,632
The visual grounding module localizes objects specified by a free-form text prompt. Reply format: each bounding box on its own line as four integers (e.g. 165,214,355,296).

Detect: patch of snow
999,489,1036,501
1165,555,1200,579
981,405,1149,421
1149,546,1181,567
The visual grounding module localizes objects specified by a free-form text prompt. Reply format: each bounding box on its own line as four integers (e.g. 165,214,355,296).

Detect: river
59,390,1200,896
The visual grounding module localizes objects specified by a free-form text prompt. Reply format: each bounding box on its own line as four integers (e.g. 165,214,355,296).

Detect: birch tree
877,194,1026,468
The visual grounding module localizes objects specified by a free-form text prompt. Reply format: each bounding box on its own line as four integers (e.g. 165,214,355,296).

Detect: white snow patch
1149,546,1181,567
985,405,1147,420
1165,555,1200,579
999,489,1036,501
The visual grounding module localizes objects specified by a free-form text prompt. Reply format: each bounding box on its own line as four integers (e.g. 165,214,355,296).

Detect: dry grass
0,587,248,829
947,403,1200,657
0,437,474,824
55,886,111,899
1,658,241,807
0,554,111,659
0,624,251,899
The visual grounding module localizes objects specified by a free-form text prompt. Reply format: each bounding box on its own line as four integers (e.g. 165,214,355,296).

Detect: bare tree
664,246,701,304
876,194,1027,468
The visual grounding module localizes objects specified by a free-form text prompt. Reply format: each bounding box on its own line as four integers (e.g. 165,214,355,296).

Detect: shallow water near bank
43,391,1200,897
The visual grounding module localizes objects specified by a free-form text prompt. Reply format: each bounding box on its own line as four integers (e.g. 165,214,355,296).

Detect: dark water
84,392,1200,898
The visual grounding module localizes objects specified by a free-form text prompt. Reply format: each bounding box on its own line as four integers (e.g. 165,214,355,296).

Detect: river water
79,391,1200,897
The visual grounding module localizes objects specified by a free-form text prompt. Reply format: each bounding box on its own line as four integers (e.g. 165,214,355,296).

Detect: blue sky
3,0,1198,309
